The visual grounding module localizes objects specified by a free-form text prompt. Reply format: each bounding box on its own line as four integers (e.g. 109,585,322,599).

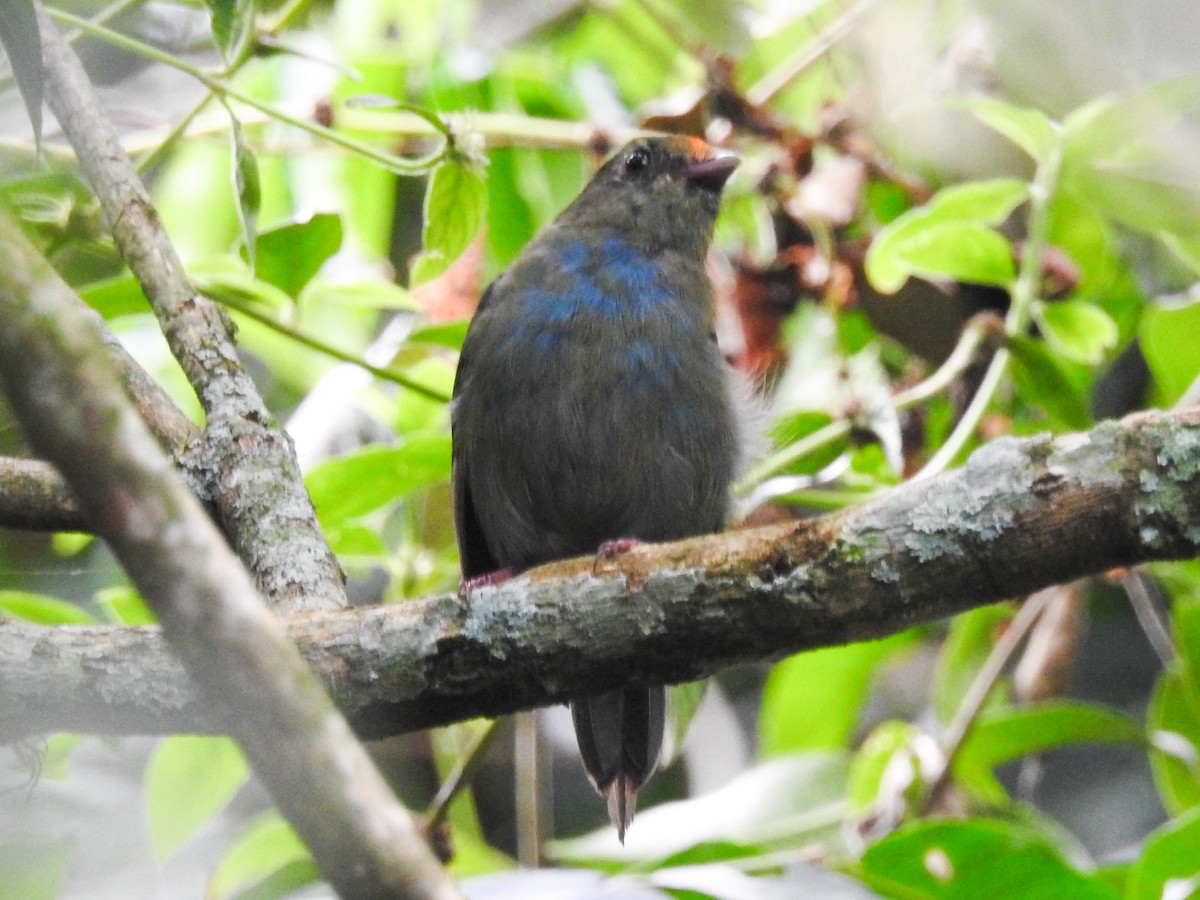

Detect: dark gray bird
451,136,742,840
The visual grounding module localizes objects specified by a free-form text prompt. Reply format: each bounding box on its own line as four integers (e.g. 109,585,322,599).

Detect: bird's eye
623,148,650,174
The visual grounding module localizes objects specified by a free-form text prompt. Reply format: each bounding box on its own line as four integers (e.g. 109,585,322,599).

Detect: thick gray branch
36,7,344,613
3,407,1197,741
0,457,84,531
0,207,458,900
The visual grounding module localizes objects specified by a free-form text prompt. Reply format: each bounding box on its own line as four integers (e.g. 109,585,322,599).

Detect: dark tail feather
571,686,665,842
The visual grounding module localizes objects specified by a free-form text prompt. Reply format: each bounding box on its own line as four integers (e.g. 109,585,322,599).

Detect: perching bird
451,136,742,841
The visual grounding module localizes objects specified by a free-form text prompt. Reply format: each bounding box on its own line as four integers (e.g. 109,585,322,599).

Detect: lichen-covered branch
0,206,459,900
3,407,1197,742
36,6,344,613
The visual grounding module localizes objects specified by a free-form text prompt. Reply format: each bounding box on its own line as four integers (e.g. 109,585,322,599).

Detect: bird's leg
457,568,516,597
593,538,644,575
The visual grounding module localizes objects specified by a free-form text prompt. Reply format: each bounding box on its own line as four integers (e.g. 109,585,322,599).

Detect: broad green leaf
206,0,238,54
0,590,94,625
0,0,43,145
0,838,73,900
410,161,487,285
955,702,1143,804
207,813,317,900
306,435,452,529
866,180,1026,293
760,633,914,755
933,604,1015,724
892,222,1017,289
1032,300,1118,365
146,736,250,860
965,98,1058,162
78,275,151,319
924,179,1031,226
1008,337,1092,430
1141,301,1200,406
858,818,1120,899
252,215,345,300
1126,805,1200,900
1148,665,1200,815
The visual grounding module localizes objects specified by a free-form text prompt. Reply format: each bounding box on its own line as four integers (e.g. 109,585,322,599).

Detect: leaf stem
213,292,451,403
45,8,443,175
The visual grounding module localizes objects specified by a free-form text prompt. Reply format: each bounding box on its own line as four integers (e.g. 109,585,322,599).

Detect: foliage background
2,0,1200,897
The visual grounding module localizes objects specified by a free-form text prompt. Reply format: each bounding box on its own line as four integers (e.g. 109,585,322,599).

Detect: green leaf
1148,665,1200,815
924,179,1032,225
1008,337,1092,430
954,702,1143,804
410,160,487,285
79,275,151,319
866,180,1027,293
227,107,262,273
306,435,452,529
146,736,250,860
760,633,914,755
858,818,1120,899
1032,300,1118,365
891,222,1017,289
0,590,94,625
964,98,1058,162
0,0,43,145
0,838,73,900
250,215,345,299
207,812,317,900
1141,301,1200,406
933,604,1014,724
1126,805,1200,900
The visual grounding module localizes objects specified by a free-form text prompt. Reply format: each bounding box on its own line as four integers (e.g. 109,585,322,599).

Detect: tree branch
0,205,458,899
36,6,344,613
3,407,1197,742
0,457,84,532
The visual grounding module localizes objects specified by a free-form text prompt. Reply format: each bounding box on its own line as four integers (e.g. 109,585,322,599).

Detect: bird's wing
452,280,502,580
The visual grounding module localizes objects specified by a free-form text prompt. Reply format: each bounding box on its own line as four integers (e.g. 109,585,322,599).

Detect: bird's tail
571,685,665,842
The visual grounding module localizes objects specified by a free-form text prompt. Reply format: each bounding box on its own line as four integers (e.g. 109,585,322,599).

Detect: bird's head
557,136,739,258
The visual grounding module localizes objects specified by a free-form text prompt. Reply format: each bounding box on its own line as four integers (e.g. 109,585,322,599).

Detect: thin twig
746,0,882,107
922,588,1056,812
423,720,501,832
216,294,451,403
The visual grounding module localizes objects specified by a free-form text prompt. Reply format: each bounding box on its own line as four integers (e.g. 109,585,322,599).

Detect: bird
451,135,742,842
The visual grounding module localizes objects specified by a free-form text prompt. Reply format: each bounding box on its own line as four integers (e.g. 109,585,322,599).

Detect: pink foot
593,538,644,575
458,568,515,597
596,538,644,559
